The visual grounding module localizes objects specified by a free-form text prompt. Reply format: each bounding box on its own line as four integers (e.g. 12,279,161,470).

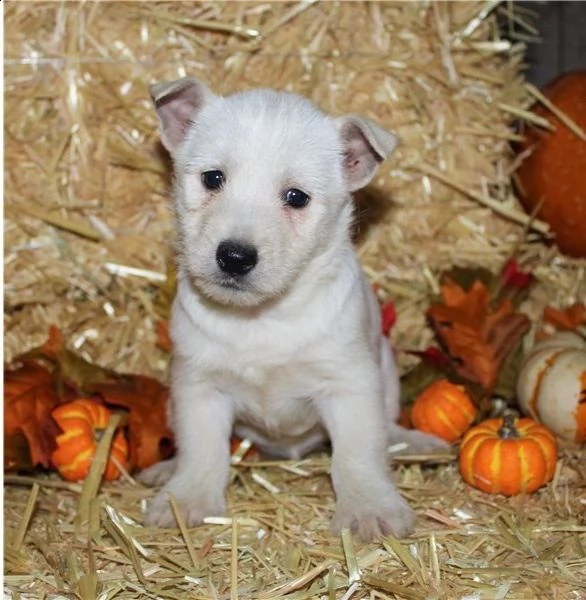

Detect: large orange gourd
515,71,586,257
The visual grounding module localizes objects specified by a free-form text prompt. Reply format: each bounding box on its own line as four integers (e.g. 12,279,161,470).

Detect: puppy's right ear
150,77,216,154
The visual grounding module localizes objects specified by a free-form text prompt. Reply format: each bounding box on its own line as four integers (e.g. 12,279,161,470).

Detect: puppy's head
151,77,398,308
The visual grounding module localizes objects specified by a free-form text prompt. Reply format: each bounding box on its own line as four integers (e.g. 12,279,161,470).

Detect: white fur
140,79,447,541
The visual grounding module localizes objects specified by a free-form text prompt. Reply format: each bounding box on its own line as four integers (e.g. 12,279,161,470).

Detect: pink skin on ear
337,116,399,192
150,77,216,154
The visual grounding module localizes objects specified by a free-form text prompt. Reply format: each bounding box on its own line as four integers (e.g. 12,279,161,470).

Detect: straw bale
4,2,586,598
5,1,585,375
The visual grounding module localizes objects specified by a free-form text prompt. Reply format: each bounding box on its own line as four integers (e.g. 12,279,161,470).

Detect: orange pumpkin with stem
459,414,557,495
411,379,476,442
51,399,129,482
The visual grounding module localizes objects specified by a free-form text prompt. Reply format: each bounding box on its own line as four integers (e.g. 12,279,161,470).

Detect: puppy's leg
144,360,233,528
379,339,450,453
317,371,415,542
387,423,451,453
138,457,177,487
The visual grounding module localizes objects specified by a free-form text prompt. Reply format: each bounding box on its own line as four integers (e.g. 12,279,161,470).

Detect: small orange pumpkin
51,399,129,482
459,415,557,496
411,379,476,442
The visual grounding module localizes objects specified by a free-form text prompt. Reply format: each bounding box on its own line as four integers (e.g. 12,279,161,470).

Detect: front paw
137,458,177,487
332,489,415,542
394,429,451,453
144,477,226,528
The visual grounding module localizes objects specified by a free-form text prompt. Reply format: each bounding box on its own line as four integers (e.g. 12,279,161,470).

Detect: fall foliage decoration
400,263,534,412
542,302,586,333
515,70,586,257
426,276,531,393
89,375,174,471
51,399,129,482
3,327,174,475
459,415,558,496
4,361,62,469
156,320,172,353
517,331,586,444
380,301,397,337
411,379,476,443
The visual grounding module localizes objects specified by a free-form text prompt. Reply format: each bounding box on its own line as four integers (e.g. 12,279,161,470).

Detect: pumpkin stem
498,413,520,439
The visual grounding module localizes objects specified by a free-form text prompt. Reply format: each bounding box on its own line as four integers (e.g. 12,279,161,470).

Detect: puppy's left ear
336,116,399,192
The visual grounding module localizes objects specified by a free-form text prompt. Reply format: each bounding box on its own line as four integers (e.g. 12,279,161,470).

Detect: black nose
216,240,258,276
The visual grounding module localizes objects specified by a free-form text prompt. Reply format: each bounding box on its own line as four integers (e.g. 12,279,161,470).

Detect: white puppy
140,78,446,541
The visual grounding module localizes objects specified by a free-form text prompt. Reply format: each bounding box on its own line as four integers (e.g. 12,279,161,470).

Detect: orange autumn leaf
4,361,62,468
543,303,586,331
427,278,530,392
90,374,175,471
7,327,175,475
156,320,172,353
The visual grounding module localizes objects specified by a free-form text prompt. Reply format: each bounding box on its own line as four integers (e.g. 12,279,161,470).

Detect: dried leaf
427,278,530,393
4,431,34,472
405,346,451,369
492,258,535,307
156,320,172,353
499,258,534,291
443,263,534,309
399,360,447,407
441,266,494,294
3,362,61,467
90,374,175,471
21,326,115,395
381,302,397,336
543,303,586,331
492,340,525,405
7,327,174,474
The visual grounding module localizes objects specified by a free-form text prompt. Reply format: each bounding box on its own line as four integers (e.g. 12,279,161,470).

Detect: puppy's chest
217,356,319,434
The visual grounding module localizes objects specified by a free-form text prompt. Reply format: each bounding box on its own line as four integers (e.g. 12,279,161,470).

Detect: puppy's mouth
214,275,248,291
195,272,266,305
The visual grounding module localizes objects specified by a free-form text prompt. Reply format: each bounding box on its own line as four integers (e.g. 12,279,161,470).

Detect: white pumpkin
517,331,586,443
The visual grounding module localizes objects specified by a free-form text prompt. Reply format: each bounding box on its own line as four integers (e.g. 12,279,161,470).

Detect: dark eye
202,170,225,190
284,188,310,209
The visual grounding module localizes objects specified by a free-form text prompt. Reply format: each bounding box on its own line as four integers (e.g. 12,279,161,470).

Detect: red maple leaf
381,302,397,336
500,258,534,290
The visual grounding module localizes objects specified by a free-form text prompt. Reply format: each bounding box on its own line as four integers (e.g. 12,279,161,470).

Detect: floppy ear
336,115,399,192
150,77,216,154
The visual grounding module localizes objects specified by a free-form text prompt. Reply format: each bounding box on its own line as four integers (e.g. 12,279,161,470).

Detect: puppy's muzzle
216,240,258,277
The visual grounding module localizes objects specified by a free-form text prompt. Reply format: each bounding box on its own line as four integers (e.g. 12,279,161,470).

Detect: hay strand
230,517,239,600
169,494,200,574
525,81,586,141
76,412,122,526
10,483,40,552
415,163,550,235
